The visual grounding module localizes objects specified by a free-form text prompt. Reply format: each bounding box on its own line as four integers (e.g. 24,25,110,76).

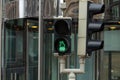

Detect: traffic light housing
54,17,72,56
86,1,105,56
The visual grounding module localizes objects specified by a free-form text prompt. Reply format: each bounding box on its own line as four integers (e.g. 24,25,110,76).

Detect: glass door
2,18,38,80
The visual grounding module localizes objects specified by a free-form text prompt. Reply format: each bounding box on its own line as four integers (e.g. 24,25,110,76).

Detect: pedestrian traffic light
86,1,105,56
54,17,72,56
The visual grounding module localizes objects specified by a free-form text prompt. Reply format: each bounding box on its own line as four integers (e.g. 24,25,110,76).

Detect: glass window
103,52,120,80
4,19,25,67
104,0,120,20
3,19,26,80
2,18,38,80
112,5,119,19
27,19,38,80
111,52,120,79
113,0,119,2
101,24,120,80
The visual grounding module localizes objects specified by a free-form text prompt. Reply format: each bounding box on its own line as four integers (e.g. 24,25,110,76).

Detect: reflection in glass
112,5,119,19
4,19,25,68
27,20,38,80
4,19,25,80
102,52,120,80
2,18,38,80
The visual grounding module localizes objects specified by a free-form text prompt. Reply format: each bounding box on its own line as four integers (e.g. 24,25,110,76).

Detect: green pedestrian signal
53,18,72,55
54,38,70,55
59,41,66,52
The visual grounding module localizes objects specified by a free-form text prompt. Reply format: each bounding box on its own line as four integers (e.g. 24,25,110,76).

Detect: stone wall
64,0,100,18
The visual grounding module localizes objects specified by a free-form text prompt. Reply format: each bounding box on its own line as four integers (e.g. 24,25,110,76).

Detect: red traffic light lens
54,20,70,35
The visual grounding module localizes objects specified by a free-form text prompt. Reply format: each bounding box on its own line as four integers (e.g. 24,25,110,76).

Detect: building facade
102,0,120,80
0,0,120,80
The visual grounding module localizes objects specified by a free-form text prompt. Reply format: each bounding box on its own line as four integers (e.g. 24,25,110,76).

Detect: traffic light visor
87,40,104,50
88,22,104,33
89,2,105,14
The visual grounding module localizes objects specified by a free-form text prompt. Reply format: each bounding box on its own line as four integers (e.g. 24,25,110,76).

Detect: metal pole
59,57,85,74
38,0,43,80
0,0,2,80
108,52,112,80
68,72,75,80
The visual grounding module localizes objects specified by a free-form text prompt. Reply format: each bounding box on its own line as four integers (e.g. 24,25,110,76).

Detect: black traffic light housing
54,18,72,56
86,1,105,56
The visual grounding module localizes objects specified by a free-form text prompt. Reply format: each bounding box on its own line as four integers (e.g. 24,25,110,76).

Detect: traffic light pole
59,56,85,80
53,0,104,79
59,57,85,73
77,0,87,57
0,1,2,80
55,0,87,80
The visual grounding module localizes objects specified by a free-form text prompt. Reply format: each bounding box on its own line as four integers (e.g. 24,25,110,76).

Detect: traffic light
54,17,72,56
86,1,105,56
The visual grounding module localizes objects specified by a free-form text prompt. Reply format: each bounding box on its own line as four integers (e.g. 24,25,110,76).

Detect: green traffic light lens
54,37,70,54
59,41,66,52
